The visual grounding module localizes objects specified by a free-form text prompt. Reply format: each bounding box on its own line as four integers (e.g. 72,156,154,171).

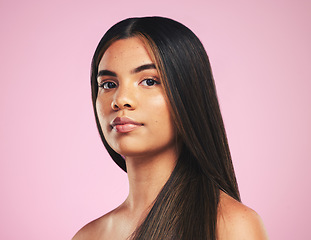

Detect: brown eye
140,78,159,86
100,81,117,89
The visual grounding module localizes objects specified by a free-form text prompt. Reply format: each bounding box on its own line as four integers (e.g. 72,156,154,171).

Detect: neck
124,147,179,214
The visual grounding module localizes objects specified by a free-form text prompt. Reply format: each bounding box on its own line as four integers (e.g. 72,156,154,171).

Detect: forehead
98,37,154,71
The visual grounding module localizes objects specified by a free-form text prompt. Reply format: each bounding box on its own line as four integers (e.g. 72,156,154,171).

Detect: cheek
96,94,111,115
95,98,103,119
96,97,111,130
147,95,175,134
95,97,102,115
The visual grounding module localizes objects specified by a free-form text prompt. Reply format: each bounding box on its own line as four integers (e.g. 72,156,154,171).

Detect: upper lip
111,117,143,127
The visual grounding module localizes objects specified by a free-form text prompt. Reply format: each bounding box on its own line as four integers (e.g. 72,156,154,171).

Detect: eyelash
98,78,160,89
99,81,117,89
140,78,160,86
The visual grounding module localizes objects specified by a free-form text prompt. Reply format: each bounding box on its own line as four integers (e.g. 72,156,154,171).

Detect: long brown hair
91,17,240,240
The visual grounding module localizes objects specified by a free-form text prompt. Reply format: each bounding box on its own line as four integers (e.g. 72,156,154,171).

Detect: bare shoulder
72,211,113,240
217,191,269,240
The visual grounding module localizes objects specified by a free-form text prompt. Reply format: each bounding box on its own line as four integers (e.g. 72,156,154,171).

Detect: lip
111,117,143,133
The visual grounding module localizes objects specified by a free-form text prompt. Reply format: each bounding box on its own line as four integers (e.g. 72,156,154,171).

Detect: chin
112,147,150,159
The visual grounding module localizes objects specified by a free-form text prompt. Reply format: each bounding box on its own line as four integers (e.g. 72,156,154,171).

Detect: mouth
111,117,143,133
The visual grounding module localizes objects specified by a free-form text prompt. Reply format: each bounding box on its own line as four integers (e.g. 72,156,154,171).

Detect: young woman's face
96,37,177,158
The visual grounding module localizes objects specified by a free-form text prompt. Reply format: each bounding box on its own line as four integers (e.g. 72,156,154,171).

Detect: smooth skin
73,38,268,240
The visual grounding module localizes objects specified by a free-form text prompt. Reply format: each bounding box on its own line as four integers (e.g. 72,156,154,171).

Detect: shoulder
217,191,269,240
72,211,113,240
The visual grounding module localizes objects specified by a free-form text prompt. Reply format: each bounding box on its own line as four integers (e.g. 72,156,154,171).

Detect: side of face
96,37,177,159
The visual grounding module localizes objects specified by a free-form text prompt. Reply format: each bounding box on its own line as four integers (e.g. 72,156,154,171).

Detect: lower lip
114,124,141,133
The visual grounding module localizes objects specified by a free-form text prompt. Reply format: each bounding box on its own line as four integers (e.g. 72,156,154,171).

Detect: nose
111,85,136,111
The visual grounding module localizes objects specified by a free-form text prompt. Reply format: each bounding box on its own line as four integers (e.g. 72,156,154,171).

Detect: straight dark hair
91,16,240,239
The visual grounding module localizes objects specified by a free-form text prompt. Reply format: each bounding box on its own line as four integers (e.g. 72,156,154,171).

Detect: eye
140,78,159,86
99,81,117,89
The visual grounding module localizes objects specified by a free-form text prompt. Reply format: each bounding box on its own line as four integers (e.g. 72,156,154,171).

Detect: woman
73,17,268,239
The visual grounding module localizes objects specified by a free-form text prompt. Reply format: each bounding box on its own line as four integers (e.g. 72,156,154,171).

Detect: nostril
112,102,133,110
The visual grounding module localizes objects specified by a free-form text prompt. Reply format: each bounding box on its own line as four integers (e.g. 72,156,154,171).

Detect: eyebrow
97,70,117,78
131,63,156,74
97,64,156,78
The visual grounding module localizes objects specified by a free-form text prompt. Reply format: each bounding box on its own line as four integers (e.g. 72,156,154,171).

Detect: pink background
1,0,310,239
